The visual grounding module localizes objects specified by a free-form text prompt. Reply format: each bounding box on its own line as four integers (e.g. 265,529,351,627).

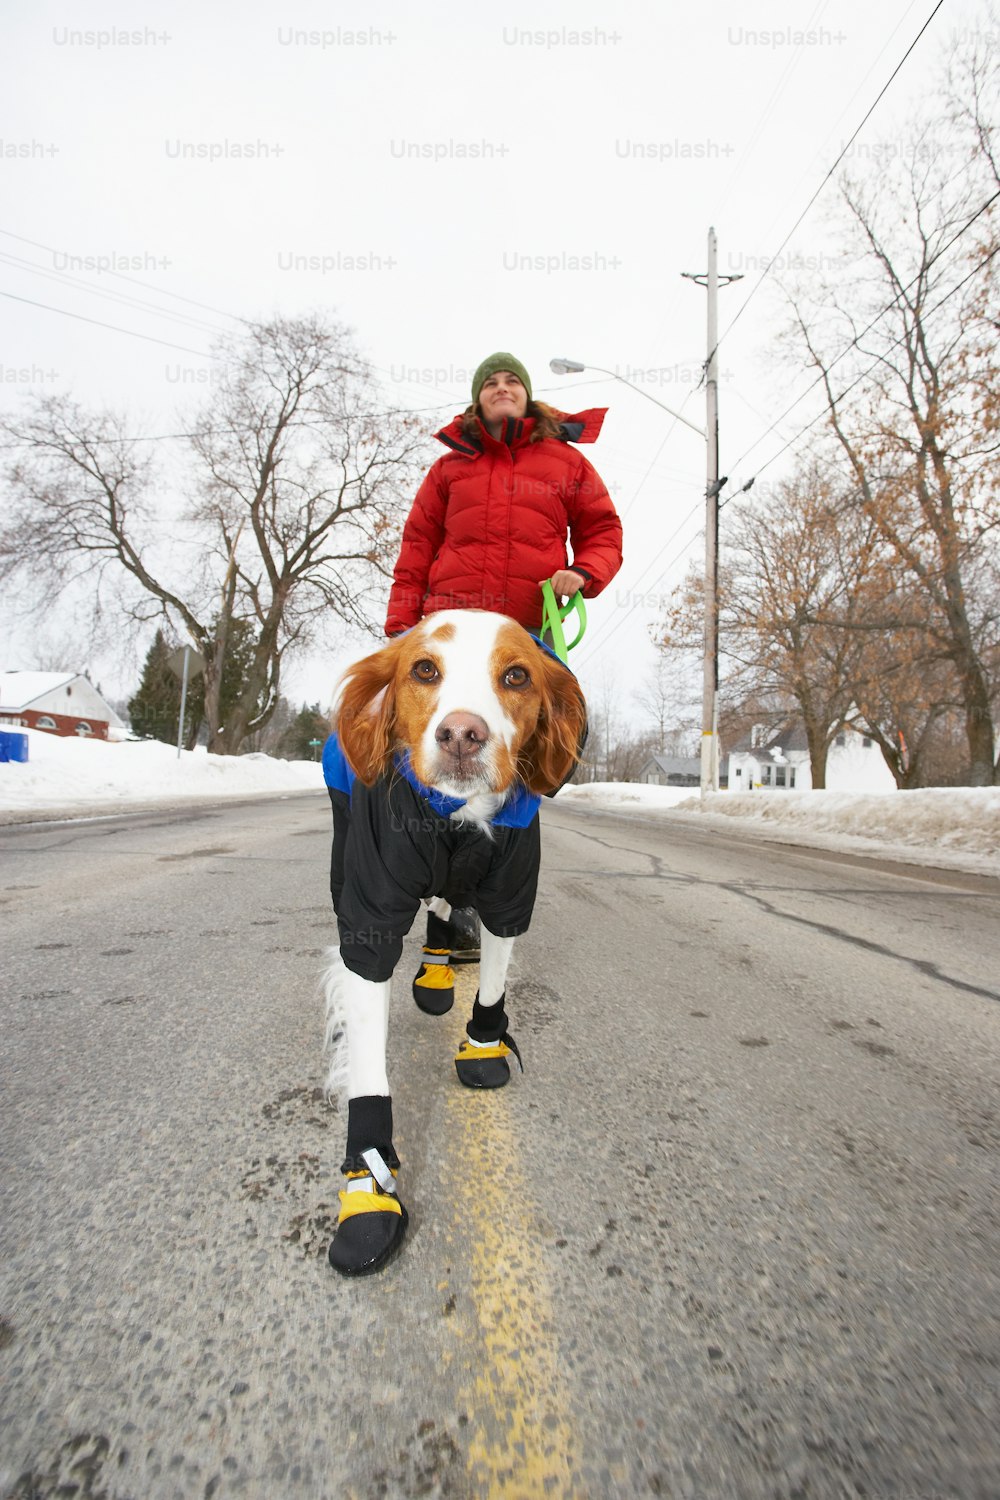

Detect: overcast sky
2,0,986,722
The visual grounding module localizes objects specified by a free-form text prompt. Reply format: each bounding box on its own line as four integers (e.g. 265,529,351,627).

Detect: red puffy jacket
385,408,623,636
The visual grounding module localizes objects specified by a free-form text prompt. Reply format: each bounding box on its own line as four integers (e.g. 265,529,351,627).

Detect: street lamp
548,358,706,439
548,357,722,795
550,229,742,797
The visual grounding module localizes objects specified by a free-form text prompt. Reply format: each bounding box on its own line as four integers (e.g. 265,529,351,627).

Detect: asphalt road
2,792,998,1500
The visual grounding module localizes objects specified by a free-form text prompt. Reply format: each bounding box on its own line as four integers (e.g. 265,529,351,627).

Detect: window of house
36,715,57,730
789,767,796,788
761,764,772,784
775,766,787,787
734,766,742,777
75,722,94,737
835,733,846,747
862,736,872,748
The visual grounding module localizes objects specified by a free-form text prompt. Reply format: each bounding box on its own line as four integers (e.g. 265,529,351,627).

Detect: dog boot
412,910,455,1013
454,993,523,1090
447,906,481,965
328,1097,407,1276
328,1153,408,1277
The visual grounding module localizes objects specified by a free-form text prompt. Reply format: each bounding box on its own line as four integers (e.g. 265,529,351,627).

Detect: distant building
0,672,125,741
637,753,702,788
726,722,895,793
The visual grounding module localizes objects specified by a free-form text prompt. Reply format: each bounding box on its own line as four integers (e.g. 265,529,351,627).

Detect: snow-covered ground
0,727,318,820
2,727,998,879
559,780,1000,880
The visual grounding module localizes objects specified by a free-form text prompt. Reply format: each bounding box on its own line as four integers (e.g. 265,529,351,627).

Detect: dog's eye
411,659,439,683
503,665,530,689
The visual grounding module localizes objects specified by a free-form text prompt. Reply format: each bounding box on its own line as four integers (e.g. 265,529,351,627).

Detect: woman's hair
460,398,565,444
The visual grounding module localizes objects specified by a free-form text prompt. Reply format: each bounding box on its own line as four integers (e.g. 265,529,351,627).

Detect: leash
539,582,587,665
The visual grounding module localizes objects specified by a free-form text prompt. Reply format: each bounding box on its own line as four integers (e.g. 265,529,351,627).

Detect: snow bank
2,729,998,879
689,788,1000,861
0,726,320,819
558,781,1000,878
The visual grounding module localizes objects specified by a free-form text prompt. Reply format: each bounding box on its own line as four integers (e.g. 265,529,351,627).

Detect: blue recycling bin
0,730,29,762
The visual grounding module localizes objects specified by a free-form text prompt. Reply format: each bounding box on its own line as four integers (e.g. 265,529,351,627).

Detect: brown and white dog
323,609,587,1275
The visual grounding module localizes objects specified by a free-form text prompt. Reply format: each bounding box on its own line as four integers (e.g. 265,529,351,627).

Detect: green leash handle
539,581,587,664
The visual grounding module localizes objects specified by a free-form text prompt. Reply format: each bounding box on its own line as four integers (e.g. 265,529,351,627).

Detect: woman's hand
547,569,585,600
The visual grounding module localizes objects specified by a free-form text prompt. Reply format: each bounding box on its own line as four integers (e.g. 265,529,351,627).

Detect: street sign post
166,646,207,759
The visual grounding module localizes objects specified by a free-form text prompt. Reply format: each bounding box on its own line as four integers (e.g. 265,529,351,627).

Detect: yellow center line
445,970,583,1498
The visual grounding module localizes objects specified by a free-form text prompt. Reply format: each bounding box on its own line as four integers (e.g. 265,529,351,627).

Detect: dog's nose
435,712,490,759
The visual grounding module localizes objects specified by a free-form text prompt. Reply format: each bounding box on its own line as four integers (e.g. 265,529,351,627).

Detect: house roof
0,671,76,708
0,671,123,726
728,722,810,756
641,753,702,776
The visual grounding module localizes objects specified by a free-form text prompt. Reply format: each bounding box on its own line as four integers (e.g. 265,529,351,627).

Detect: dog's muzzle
434,711,489,771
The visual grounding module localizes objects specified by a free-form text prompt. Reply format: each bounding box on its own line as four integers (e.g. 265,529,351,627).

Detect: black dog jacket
325,757,541,984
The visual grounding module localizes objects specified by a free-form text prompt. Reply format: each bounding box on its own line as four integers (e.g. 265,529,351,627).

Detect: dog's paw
328,1192,408,1276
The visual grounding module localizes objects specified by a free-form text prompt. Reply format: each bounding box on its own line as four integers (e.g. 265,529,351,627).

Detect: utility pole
683,228,741,796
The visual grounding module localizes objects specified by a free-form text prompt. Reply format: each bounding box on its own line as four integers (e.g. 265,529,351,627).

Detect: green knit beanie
471,352,533,405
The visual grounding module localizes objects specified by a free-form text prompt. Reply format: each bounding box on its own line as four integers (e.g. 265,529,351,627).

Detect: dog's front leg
342,969,390,1098
479,927,515,1007
454,925,523,1089
326,963,408,1276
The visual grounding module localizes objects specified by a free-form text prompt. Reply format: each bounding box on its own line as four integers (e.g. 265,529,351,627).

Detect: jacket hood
434,407,607,456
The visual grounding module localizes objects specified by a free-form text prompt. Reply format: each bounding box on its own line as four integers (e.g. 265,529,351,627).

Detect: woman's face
478,370,529,426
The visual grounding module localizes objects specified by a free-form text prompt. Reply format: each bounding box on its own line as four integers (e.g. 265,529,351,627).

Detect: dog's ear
334,639,404,785
518,650,589,796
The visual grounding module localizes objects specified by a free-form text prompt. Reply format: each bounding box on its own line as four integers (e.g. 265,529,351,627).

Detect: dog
322,609,587,1275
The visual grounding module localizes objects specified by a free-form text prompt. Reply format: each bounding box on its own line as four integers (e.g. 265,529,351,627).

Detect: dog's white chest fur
449,791,504,833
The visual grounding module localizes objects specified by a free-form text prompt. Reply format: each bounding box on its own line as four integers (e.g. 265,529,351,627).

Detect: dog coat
324,737,542,984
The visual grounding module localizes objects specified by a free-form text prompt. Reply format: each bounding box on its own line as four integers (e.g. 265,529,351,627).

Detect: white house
0,672,125,741
726,722,896,794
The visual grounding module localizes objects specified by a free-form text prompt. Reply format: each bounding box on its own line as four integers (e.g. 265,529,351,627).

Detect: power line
711,0,833,222
0,288,216,358
724,198,1000,488
637,0,835,381
0,248,231,339
727,0,926,258
0,226,246,325
595,2,951,675
714,0,947,358
573,496,706,670
0,377,670,449
0,402,469,451
2,223,635,417
577,177,996,671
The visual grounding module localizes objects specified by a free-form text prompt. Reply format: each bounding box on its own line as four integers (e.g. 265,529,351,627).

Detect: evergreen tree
128,619,270,749
277,702,329,760
128,630,206,747
128,630,181,743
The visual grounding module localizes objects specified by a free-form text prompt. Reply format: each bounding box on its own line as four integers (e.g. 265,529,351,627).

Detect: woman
373,354,622,1004
385,352,623,636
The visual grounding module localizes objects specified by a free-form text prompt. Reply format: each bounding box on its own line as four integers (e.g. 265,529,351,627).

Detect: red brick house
0,673,125,741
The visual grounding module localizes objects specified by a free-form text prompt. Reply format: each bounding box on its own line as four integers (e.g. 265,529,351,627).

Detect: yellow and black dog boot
454,995,524,1089
412,910,456,1013
412,953,455,1014
328,1098,407,1276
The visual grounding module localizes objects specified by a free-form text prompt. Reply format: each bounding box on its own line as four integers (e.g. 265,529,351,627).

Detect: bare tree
786,37,1000,783
655,462,879,787
1,315,427,753
632,656,699,753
